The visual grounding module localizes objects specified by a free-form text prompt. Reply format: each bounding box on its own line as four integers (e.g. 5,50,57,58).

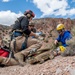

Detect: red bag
0,48,9,57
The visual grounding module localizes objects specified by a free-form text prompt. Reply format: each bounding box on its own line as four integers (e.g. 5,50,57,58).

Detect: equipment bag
0,47,9,57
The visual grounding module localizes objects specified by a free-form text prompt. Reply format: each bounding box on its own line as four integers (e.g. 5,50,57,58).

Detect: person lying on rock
0,37,59,66
0,43,42,67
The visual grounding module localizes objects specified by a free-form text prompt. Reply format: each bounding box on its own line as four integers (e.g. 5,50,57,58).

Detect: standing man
12,10,37,38
10,10,41,53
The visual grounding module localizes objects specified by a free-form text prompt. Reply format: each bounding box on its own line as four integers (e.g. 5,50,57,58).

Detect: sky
0,0,75,26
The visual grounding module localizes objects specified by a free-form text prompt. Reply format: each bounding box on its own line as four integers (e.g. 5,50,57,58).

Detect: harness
11,30,28,52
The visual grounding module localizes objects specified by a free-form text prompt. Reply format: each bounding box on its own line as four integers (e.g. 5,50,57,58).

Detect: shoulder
64,31,71,34
64,30,72,38
18,16,24,19
23,16,29,21
20,16,29,23
18,16,28,20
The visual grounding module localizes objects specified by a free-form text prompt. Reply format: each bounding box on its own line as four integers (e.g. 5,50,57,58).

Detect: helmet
24,10,35,18
56,24,65,31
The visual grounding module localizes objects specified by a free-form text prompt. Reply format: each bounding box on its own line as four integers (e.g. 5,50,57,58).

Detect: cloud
32,0,75,17
0,10,23,26
2,0,10,2
69,8,75,15
72,0,75,2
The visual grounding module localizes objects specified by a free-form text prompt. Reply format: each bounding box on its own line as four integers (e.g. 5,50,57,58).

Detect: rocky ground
0,55,75,75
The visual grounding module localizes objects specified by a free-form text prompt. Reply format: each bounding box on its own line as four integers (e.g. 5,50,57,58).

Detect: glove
35,33,40,38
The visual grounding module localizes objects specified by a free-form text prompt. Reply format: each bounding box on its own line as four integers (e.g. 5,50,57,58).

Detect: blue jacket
56,31,72,47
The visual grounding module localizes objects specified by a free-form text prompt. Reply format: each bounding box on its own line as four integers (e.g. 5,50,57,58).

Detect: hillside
0,18,75,75
0,24,10,40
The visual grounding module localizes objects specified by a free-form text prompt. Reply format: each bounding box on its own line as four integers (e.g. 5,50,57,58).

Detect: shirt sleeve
21,17,31,35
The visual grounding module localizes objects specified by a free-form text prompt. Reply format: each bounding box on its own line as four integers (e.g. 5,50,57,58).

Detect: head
29,22,35,30
56,24,65,35
24,10,35,21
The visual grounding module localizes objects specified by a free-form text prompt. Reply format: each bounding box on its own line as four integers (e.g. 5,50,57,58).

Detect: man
54,24,72,54
28,22,45,39
10,10,40,53
28,22,36,33
54,24,72,47
12,10,38,39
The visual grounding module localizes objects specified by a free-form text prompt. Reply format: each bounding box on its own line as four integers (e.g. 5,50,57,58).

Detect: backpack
0,47,9,57
12,16,25,31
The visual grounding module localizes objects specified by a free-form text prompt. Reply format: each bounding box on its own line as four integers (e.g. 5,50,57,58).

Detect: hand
35,33,40,38
54,40,58,45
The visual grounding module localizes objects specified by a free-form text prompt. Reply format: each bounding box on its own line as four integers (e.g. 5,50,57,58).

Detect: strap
13,30,23,33
1,47,10,52
20,35,28,51
13,38,17,53
25,35,28,47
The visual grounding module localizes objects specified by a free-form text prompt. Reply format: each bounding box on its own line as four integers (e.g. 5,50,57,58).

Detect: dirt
0,56,75,75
